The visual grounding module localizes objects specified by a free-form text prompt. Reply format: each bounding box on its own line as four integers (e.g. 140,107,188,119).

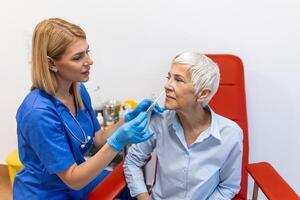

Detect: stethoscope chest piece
80,136,92,149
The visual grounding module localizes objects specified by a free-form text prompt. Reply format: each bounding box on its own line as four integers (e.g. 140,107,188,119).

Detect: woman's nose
85,56,93,66
164,79,173,91
89,58,93,65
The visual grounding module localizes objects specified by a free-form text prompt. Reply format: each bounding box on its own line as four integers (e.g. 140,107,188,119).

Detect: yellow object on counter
124,99,138,109
5,150,24,186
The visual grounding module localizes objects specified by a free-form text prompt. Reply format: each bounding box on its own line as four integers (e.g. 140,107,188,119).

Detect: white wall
0,0,299,198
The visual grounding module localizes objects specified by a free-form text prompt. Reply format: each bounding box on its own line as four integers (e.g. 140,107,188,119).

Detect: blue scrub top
13,83,102,200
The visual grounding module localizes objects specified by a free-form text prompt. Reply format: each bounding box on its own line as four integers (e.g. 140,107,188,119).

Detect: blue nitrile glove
124,99,165,122
152,103,166,114
107,112,155,152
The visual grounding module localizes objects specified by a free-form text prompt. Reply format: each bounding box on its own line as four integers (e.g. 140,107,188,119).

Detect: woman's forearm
57,143,118,190
59,119,126,190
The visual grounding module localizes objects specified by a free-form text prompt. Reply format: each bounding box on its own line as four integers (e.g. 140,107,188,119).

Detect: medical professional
13,18,162,200
124,53,243,200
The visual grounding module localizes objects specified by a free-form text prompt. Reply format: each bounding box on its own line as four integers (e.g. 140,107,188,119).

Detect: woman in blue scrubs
13,18,161,200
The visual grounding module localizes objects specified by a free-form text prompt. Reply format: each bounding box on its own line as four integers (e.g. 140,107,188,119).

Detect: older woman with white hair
124,52,243,200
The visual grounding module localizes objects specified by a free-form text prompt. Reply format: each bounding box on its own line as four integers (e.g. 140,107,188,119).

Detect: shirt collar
167,106,221,142
206,106,221,141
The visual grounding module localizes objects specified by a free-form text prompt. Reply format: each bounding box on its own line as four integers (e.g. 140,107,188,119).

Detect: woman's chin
80,77,89,82
164,102,176,110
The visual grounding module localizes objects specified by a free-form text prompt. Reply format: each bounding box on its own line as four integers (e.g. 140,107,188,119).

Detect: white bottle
119,104,131,119
93,86,103,112
97,112,104,128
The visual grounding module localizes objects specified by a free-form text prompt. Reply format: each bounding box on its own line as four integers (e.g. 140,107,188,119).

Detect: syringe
146,90,165,120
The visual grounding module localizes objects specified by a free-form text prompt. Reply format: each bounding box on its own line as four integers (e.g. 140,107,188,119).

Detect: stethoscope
62,110,92,149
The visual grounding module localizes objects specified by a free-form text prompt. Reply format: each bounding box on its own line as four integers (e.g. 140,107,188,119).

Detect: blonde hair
173,52,220,106
31,18,86,109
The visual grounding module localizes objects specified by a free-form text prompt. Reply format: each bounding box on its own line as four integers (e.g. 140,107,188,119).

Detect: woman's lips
166,95,176,100
81,70,89,75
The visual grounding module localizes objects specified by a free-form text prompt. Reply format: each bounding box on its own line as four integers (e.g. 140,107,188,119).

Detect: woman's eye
166,76,170,80
72,56,82,61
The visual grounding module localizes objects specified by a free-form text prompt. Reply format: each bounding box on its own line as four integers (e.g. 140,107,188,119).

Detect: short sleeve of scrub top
21,107,75,174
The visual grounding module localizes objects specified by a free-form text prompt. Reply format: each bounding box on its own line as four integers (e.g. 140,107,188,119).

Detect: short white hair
173,52,220,106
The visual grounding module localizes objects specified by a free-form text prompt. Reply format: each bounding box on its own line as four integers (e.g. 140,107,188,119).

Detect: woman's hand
136,192,151,200
107,112,155,152
125,99,165,122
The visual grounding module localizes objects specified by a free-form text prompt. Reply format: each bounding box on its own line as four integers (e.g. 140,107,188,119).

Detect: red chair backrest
208,54,249,200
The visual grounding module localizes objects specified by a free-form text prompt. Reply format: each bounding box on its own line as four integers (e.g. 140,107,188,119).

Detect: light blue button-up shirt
124,107,243,200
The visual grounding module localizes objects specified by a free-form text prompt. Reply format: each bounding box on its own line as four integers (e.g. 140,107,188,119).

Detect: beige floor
0,164,13,200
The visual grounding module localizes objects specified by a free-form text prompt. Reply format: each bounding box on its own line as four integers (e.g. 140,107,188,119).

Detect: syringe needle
146,90,165,113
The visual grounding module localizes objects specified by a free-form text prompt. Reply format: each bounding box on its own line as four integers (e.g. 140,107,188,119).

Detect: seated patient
124,53,243,200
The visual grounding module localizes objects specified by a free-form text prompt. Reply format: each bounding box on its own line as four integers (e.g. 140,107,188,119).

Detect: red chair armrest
88,160,127,200
246,162,299,200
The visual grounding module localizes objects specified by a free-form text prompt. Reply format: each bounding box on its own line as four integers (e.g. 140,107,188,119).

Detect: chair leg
252,182,259,200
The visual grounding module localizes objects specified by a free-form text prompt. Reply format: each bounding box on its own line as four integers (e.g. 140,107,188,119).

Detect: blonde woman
14,18,161,199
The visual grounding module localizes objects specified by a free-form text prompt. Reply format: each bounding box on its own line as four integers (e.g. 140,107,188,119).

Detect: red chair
88,54,299,200
209,55,299,200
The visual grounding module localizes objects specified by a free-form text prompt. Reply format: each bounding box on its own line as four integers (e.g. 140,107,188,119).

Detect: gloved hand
124,99,165,122
107,112,155,152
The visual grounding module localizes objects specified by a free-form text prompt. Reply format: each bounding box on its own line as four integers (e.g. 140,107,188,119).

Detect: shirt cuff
128,179,149,197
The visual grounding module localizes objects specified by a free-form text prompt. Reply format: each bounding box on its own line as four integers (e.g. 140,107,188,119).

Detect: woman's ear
196,88,211,103
47,56,58,73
